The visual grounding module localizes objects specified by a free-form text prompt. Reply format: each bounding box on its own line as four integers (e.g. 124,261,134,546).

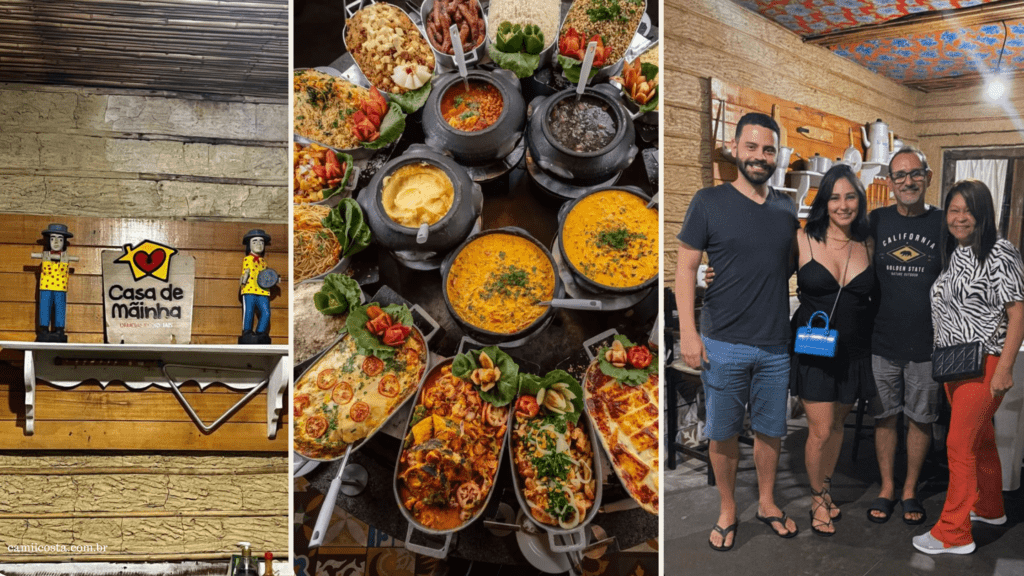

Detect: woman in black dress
791,164,875,536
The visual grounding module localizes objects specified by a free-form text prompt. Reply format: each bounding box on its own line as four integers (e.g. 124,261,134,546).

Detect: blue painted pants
242,293,270,333
39,290,66,329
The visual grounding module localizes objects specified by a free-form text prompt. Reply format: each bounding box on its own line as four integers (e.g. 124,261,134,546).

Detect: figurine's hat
242,229,271,245
41,223,73,239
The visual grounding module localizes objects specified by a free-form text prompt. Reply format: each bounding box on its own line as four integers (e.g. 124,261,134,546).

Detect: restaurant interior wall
663,0,920,289
0,83,288,562
916,76,1024,208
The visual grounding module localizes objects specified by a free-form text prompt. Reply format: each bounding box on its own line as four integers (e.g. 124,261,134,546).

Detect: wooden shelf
0,342,288,440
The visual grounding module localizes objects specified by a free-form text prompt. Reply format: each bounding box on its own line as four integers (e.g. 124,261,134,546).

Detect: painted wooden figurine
30,224,79,342
239,229,276,344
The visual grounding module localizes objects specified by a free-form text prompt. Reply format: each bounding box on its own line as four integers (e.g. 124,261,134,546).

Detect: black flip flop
866,497,898,524
708,522,738,551
755,512,798,538
901,498,927,525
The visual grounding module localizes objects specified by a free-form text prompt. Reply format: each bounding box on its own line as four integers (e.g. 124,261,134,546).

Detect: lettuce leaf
323,199,372,259
388,82,431,114
312,273,361,315
558,54,602,84
320,151,355,200
345,302,414,360
451,346,519,407
597,334,658,387
362,102,406,150
488,43,541,79
636,63,659,114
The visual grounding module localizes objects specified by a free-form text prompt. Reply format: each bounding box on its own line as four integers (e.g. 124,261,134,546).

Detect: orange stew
441,81,503,132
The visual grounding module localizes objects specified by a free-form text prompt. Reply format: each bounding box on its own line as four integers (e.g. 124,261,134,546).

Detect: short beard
737,159,775,186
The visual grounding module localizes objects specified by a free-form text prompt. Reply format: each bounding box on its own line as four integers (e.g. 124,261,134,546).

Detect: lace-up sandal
809,488,835,537
823,476,841,520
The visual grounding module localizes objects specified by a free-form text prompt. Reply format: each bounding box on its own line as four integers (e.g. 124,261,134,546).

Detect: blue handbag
795,311,838,358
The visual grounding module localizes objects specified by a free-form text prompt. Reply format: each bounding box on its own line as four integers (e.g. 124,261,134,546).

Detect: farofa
487,0,560,49
346,3,435,94
293,70,368,150
560,0,645,64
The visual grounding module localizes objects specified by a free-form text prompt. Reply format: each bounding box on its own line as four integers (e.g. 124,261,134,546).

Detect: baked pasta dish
446,233,556,334
584,339,659,514
562,190,658,289
512,385,596,529
293,329,426,459
397,362,508,530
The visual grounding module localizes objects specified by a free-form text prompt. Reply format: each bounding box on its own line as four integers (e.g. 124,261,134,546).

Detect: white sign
101,240,196,344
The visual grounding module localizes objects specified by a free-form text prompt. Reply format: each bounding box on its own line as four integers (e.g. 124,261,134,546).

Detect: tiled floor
664,414,1024,576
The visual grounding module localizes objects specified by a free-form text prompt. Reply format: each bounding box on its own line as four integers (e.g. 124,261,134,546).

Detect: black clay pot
440,227,564,345
527,83,638,184
357,144,483,256
422,69,527,165
556,185,658,295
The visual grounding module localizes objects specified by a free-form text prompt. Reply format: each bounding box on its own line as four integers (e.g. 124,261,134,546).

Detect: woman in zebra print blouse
913,179,1024,555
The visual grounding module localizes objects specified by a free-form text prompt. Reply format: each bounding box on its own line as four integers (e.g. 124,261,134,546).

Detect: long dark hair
804,164,870,243
941,179,998,271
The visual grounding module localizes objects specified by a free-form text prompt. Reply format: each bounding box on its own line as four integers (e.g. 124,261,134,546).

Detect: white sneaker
912,532,976,555
970,511,1007,525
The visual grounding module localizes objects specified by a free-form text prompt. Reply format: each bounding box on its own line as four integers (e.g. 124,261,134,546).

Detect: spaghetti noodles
294,204,341,282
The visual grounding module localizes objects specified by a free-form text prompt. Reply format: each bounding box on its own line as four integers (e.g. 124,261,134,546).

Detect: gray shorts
869,355,941,423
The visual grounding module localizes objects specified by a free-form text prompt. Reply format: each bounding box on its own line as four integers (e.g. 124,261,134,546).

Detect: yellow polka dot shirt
40,259,70,292
241,254,269,296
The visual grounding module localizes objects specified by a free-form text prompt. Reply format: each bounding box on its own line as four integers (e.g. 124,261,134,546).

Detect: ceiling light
987,21,1009,101
988,77,1007,100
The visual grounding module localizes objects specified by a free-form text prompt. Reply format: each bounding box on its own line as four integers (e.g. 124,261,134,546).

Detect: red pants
931,355,1005,547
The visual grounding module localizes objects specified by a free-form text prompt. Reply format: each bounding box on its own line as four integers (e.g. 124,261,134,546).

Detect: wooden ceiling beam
805,0,1024,47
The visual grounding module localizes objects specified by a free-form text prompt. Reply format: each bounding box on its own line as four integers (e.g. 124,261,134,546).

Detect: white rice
486,0,560,49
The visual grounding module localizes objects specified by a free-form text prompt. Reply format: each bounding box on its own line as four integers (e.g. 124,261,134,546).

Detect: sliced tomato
514,395,539,420
293,394,311,417
316,369,338,390
378,374,400,398
362,356,385,376
305,414,328,439
483,403,508,427
331,381,354,405
350,401,370,422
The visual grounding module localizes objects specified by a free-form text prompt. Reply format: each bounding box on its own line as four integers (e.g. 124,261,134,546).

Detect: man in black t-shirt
866,146,944,526
676,113,800,550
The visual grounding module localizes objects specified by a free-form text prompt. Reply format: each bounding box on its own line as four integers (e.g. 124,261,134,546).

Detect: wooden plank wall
663,0,921,289
0,84,289,562
0,215,289,452
916,77,1024,206
0,454,287,562
710,79,895,211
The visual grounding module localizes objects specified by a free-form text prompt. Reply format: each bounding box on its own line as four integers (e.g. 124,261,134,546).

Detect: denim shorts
701,336,790,441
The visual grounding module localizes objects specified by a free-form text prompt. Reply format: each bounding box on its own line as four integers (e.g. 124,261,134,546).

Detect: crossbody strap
826,241,854,323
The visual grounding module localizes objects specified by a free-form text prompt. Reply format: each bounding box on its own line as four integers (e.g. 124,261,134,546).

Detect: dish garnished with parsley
512,370,595,529
562,190,657,289
446,232,556,334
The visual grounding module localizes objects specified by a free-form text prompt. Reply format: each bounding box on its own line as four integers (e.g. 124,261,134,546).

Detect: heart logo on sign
133,249,166,274
114,240,178,281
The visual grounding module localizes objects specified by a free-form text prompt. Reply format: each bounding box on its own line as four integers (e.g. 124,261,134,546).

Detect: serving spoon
450,24,470,92
535,298,602,310
576,41,597,101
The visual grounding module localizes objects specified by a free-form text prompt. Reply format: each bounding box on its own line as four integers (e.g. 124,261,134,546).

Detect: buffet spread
292,0,660,567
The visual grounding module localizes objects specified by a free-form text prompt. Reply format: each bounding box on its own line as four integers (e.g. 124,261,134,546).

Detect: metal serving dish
419,0,489,70
343,0,435,96
440,226,564,346
555,0,649,82
393,357,511,558
293,67,396,161
508,397,603,553
555,185,658,295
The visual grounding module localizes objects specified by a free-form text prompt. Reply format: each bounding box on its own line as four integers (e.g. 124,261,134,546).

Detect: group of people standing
675,112,1023,555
